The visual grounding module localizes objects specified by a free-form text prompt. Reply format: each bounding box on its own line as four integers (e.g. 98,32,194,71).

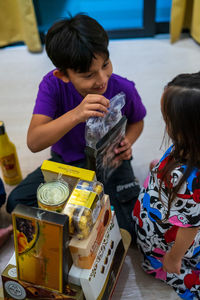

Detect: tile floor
0,33,200,299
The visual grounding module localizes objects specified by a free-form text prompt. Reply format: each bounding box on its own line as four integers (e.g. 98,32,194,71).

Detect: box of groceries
12,204,70,293
69,195,111,268
69,212,125,300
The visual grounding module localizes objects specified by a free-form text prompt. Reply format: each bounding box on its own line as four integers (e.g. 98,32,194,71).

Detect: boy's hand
114,137,132,161
74,94,110,122
162,251,182,274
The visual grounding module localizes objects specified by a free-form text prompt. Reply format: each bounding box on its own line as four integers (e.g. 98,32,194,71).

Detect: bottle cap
0,121,5,135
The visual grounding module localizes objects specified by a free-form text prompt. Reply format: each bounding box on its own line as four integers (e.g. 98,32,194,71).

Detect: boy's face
64,54,113,97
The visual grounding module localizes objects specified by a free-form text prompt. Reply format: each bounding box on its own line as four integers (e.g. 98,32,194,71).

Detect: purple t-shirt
33,71,146,163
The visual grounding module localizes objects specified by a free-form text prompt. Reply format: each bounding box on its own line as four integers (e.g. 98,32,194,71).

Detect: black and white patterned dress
133,146,200,300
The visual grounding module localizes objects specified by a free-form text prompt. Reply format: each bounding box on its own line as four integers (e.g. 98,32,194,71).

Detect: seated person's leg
6,166,44,213
103,159,140,237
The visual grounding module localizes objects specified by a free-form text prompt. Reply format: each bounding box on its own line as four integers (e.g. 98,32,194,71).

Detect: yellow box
1,264,84,300
12,204,71,293
69,195,111,269
41,160,96,194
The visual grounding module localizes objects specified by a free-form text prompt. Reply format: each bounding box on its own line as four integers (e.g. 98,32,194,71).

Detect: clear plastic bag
85,92,126,149
96,116,127,182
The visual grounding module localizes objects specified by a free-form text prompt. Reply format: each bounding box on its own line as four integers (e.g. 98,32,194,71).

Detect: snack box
1,264,84,300
68,213,126,300
41,160,96,194
12,204,71,293
69,194,111,269
62,180,104,239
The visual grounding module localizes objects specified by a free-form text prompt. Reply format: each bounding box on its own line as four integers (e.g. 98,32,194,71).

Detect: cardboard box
1,264,84,300
12,204,70,293
69,213,125,300
69,195,111,269
99,229,131,300
41,160,96,194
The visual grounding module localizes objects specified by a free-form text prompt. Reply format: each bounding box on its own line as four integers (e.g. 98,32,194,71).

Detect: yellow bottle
0,121,22,185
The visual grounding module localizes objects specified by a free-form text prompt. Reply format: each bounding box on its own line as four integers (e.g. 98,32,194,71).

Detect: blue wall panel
156,0,172,22
34,0,171,34
34,0,144,33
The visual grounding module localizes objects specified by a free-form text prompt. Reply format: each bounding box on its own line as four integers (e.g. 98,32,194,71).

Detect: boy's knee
6,188,38,214
6,189,21,213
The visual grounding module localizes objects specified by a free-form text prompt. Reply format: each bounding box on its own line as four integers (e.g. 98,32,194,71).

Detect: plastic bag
85,116,127,182
85,92,126,149
96,116,127,182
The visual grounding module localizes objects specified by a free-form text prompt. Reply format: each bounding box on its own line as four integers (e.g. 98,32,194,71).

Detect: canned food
37,181,69,212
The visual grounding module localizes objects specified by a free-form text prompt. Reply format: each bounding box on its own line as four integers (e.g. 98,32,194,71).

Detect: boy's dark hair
45,14,109,73
159,72,200,220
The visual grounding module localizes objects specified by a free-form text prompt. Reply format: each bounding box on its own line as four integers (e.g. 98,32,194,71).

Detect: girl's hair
159,72,200,219
45,13,109,74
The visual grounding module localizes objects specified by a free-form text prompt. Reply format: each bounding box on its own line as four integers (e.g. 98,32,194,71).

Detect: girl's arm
162,226,199,274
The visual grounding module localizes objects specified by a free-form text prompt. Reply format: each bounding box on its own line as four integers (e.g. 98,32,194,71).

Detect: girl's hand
74,94,110,122
114,137,132,161
162,251,182,274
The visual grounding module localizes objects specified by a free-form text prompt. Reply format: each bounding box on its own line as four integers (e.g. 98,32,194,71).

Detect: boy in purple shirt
7,14,146,236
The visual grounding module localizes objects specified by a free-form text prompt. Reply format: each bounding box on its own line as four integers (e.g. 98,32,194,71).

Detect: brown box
12,204,70,293
69,195,111,269
1,264,85,300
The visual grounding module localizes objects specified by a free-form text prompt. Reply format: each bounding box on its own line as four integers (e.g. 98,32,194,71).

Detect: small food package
85,92,126,149
96,115,127,182
41,159,96,195
12,204,70,293
85,92,127,182
62,180,104,239
69,194,111,269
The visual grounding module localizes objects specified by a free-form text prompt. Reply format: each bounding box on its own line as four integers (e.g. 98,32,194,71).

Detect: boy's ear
53,70,70,83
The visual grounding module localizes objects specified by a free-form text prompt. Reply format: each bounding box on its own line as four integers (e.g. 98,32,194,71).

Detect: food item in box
76,180,104,200
62,180,104,239
69,194,111,269
37,180,69,212
41,159,96,195
12,204,70,293
1,264,84,300
66,204,93,239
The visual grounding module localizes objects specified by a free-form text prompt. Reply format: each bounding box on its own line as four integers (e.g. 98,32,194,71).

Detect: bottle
0,121,22,185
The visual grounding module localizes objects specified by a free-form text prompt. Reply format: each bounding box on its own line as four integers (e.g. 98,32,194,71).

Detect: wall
33,0,172,35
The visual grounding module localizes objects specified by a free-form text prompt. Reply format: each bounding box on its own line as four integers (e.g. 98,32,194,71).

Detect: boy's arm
162,226,199,274
27,94,109,152
27,111,79,152
114,119,144,161
125,119,144,145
